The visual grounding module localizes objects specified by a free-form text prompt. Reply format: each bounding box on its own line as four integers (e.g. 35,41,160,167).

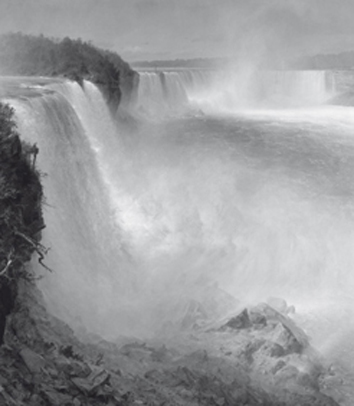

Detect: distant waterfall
254,70,335,106
134,69,337,114
135,70,212,116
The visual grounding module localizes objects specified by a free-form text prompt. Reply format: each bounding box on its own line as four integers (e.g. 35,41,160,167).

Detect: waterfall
135,69,212,116
2,71,351,343
255,70,335,105
134,69,337,114
3,73,354,397
9,78,236,339
8,80,140,338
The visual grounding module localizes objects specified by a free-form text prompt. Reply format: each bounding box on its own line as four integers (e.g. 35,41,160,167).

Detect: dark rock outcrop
222,308,251,330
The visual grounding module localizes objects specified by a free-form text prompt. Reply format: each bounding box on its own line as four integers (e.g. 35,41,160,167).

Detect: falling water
135,69,336,115
2,71,354,397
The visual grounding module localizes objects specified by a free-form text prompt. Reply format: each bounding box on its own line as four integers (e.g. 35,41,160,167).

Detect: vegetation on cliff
0,32,137,107
0,101,44,344
132,57,228,69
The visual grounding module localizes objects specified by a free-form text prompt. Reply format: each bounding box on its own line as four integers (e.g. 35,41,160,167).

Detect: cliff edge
0,33,138,111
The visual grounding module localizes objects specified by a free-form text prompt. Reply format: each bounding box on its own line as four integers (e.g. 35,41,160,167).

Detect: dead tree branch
14,231,52,273
0,249,14,278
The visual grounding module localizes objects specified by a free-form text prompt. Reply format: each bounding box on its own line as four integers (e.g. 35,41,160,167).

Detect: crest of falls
3,70,354,368
135,70,211,116
134,69,337,116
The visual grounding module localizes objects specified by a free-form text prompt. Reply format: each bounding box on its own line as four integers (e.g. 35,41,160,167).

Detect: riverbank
0,279,343,405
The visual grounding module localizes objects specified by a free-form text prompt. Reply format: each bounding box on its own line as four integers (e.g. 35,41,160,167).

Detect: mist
1,2,354,403
1,0,354,62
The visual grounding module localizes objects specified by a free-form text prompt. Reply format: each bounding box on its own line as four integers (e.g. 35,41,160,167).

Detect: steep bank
0,98,343,405
0,102,44,344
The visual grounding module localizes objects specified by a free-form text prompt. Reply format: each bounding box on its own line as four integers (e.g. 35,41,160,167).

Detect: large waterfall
8,80,142,338
3,70,354,388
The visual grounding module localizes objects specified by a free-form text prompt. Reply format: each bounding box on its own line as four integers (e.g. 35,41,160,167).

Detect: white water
2,71,354,402
136,69,336,116
7,81,142,337
136,70,211,116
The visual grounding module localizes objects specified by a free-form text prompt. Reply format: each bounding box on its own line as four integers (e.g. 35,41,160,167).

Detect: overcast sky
0,0,354,62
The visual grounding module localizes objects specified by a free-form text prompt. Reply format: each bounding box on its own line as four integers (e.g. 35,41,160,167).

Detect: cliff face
0,102,44,344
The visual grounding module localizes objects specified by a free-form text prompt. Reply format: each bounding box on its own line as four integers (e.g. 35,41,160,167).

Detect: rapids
1,69,354,399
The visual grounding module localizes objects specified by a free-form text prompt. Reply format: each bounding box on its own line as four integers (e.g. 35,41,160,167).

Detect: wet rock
150,345,169,362
269,322,303,354
19,347,46,373
223,309,251,330
241,339,265,363
261,341,285,358
249,309,267,328
274,364,299,383
55,358,91,378
271,360,286,374
71,368,110,396
0,391,18,406
27,394,44,406
297,371,319,390
287,305,295,315
251,303,308,349
40,386,73,406
0,374,7,387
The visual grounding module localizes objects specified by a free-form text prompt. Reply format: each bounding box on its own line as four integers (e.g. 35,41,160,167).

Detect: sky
0,0,354,63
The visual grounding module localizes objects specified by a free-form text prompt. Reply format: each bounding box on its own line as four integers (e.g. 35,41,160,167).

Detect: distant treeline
132,57,229,69
134,53,354,71
0,32,137,106
293,51,354,70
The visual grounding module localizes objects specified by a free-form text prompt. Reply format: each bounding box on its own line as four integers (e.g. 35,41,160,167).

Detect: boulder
260,341,285,358
40,386,73,406
223,309,251,330
250,303,308,349
271,360,286,374
19,347,46,374
71,368,110,396
268,322,303,354
249,309,267,328
55,358,91,378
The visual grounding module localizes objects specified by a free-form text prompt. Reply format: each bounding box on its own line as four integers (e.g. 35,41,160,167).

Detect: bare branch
14,231,52,273
0,249,14,278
